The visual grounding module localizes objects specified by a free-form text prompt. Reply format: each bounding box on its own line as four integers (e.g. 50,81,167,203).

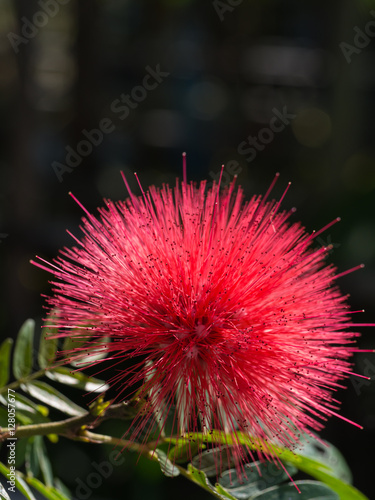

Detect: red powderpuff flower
33,167,368,469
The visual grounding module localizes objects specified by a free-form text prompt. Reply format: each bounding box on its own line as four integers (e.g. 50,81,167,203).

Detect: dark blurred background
0,0,374,499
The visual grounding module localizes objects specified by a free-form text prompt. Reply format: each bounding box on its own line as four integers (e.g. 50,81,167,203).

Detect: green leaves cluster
154,431,369,500
0,319,109,500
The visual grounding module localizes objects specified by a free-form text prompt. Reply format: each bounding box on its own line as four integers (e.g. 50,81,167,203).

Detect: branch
74,430,152,455
0,400,138,441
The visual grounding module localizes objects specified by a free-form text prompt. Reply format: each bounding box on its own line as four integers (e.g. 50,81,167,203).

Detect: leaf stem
0,368,47,395
74,430,152,455
0,358,68,396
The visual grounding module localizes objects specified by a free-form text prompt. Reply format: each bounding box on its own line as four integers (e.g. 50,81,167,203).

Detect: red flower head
33,167,366,470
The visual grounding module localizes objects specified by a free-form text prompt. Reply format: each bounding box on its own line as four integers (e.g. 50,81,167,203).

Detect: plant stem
0,401,137,440
75,430,152,455
0,359,68,396
0,368,47,395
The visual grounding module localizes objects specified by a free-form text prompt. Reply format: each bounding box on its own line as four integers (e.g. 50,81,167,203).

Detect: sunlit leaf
26,476,70,500
12,392,48,417
63,333,110,367
187,464,235,500
184,432,369,500
191,446,239,478
45,367,109,393
0,338,13,387
249,479,339,499
0,475,11,500
0,462,37,500
0,393,49,425
218,461,298,499
294,435,352,484
13,319,35,380
156,449,180,477
215,483,238,500
21,381,85,416
168,438,202,464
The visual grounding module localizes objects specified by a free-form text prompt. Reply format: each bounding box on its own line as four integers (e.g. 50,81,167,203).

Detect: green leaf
53,478,72,500
0,393,49,425
38,314,59,369
25,438,40,478
155,449,180,477
14,438,29,469
0,393,33,425
45,367,109,393
218,461,298,499
0,462,37,500
26,476,70,500
34,437,53,488
191,446,239,478
0,460,69,500
13,319,35,380
294,436,352,484
62,335,86,356
168,438,202,464
4,392,48,416
13,411,33,425
249,480,339,499
184,432,369,500
215,484,238,500
25,437,53,486
0,477,11,500
187,464,235,500
0,406,8,427
21,381,85,416
0,338,13,387
63,333,110,367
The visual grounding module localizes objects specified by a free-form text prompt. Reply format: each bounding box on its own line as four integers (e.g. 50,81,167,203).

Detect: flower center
194,322,209,340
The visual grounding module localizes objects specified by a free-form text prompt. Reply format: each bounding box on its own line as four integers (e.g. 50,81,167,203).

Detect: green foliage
168,437,202,464
0,338,13,387
218,460,298,499
62,332,110,367
186,464,236,500
13,319,35,380
179,431,369,500
38,313,59,369
0,461,70,500
155,449,180,477
45,366,109,392
293,436,353,484
191,446,239,478
21,381,85,416
249,480,339,499
0,319,109,500
0,478,11,500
